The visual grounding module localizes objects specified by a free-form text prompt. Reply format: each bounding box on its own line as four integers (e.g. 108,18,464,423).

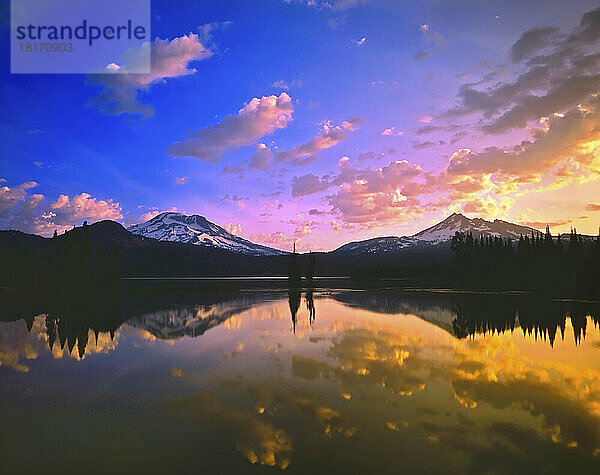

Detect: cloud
33,161,43,168
88,34,212,116
446,99,600,191
291,173,332,197
351,37,367,47
323,157,429,226
1,180,123,235
518,216,586,228
250,231,296,252
0,181,38,219
308,208,327,216
272,80,289,90
586,203,600,211
248,117,363,170
249,143,274,170
329,0,370,11
510,27,560,62
432,7,600,200
174,176,189,185
50,193,123,224
381,127,404,136
168,93,294,162
444,7,600,135
225,223,243,235
414,50,432,60
137,207,178,223
327,16,346,30
285,0,370,11
415,23,445,58
284,149,519,226
413,140,436,150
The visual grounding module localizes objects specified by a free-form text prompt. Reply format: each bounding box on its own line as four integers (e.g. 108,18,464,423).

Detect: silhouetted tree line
1,287,276,357
0,222,120,288
1,291,125,358
450,227,600,297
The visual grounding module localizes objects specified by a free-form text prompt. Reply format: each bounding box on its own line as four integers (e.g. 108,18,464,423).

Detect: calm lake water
1,284,600,474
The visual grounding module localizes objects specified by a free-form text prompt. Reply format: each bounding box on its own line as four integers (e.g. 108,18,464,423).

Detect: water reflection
288,287,301,334
1,286,600,473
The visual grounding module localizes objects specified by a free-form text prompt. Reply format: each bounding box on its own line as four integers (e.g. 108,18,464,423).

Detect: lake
1,283,600,474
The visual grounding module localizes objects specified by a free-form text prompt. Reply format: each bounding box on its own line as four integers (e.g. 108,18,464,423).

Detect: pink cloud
168,93,294,162
250,231,296,252
225,223,243,235
248,117,363,170
381,127,404,136
0,181,39,218
138,207,178,223
1,180,125,236
50,193,123,224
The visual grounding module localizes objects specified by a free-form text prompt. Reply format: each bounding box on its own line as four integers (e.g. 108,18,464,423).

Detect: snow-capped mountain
412,213,538,244
333,213,539,255
127,212,286,256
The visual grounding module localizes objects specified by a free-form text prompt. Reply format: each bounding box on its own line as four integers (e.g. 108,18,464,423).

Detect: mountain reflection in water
1,286,600,474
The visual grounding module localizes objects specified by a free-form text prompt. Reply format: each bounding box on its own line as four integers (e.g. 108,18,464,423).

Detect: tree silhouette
449,227,599,297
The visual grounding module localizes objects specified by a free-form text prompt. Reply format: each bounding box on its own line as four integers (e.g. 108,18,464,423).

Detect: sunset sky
1,0,600,251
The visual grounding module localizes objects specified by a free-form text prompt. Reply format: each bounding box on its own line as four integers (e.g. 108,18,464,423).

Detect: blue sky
1,0,600,250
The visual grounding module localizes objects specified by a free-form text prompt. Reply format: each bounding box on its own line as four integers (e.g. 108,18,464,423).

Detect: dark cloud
443,7,600,135
414,50,432,60
291,174,332,197
510,27,560,62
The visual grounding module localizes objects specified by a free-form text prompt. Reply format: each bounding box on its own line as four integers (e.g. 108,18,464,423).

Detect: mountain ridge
332,213,540,256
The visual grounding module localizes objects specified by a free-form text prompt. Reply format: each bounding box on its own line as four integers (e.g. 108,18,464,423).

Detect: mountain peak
333,213,540,256
128,212,286,256
413,213,537,244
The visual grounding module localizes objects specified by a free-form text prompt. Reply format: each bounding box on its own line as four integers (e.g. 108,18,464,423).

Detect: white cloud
88,34,212,116
351,37,367,47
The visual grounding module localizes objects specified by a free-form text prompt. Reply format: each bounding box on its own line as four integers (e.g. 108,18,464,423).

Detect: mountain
128,212,286,256
0,220,293,284
412,212,537,243
332,213,539,256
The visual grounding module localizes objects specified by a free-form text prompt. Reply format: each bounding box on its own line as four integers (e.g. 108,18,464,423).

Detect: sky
1,0,600,251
